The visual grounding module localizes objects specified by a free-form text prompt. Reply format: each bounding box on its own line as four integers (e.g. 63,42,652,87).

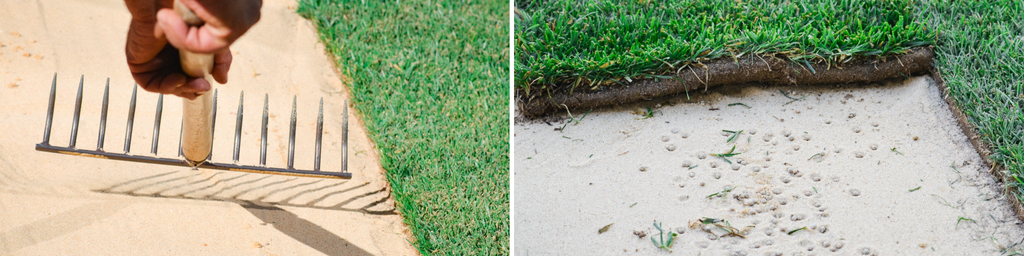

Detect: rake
34,0,349,179
35,74,352,179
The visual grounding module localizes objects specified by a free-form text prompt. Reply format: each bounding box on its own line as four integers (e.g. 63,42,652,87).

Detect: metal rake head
35,74,351,179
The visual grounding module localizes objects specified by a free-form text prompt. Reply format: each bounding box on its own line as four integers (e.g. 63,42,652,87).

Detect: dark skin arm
124,0,261,99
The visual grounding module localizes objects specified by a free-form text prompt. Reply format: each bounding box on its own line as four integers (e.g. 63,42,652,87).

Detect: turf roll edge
518,46,934,118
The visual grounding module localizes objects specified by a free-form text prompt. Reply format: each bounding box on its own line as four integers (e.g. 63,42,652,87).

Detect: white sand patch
514,76,1024,255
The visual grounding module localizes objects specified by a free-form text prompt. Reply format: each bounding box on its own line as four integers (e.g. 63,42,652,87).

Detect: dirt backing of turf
518,47,934,118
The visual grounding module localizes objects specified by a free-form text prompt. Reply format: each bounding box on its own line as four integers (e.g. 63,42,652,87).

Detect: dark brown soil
518,46,935,118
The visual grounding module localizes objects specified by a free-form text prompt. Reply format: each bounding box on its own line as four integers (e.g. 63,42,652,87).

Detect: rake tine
288,96,296,170
342,100,348,173
42,73,56,145
260,94,268,166
151,94,163,154
208,89,218,161
69,75,84,148
177,118,183,157
233,91,244,163
314,98,323,171
97,79,109,151
124,84,137,153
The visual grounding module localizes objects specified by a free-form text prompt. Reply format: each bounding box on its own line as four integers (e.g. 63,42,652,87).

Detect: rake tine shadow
227,177,297,199
329,186,386,209
254,179,324,202
94,171,177,193
148,171,224,196
118,175,191,195
304,182,370,206
173,173,250,197
359,193,396,215
207,175,273,198
277,181,348,205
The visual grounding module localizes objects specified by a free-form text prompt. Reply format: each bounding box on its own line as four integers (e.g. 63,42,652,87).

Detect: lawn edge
300,14,424,255
517,46,934,118
929,69,1024,222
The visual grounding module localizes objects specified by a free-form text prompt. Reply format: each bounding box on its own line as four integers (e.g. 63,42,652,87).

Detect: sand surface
0,0,416,255
514,76,1024,255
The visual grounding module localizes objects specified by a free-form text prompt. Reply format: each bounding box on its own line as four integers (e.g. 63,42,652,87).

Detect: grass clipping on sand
298,0,509,255
515,0,934,96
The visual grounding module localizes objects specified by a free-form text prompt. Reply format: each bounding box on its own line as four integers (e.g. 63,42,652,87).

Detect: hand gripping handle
175,0,215,166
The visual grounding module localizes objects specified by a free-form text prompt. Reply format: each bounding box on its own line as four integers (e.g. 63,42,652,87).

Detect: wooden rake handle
175,0,215,166
174,0,213,77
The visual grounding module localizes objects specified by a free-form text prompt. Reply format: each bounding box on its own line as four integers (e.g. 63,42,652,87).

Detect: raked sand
514,76,1024,255
0,0,417,255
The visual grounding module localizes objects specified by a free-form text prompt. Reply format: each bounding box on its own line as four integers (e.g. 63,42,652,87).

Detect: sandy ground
514,76,1024,255
0,0,417,255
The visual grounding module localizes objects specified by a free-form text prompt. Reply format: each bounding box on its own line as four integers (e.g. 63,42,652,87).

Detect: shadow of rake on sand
91,170,395,215
87,170,387,256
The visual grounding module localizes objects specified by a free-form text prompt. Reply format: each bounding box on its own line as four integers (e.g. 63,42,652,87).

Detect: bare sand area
514,76,1024,255
0,0,416,255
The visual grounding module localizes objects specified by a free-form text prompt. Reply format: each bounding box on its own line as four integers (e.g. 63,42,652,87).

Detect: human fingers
155,7,230,54
126,13,167,67
127,44,213,99
212,49,232,84
132,73,208,101
127,45,180,94
186,0,262,42
132,70,186,95
124,0,160,21
176,76,214,100
183,76,212,94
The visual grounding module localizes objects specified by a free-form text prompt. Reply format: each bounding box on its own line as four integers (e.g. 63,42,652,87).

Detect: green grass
297,0,509,255
518,0,1024,226
514,0,934,96
916,0,1024,205
650,222,677,252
